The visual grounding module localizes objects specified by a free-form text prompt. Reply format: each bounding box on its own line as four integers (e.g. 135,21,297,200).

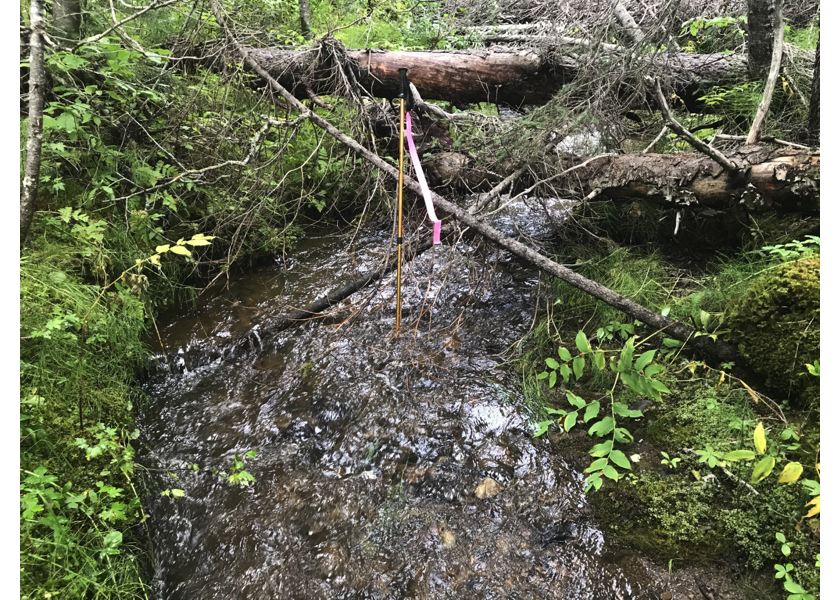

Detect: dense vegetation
20,1,818,598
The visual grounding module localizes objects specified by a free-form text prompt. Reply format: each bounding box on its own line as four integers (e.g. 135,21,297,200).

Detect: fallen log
208,0,740,361
425,147,819,211
186,40,754,109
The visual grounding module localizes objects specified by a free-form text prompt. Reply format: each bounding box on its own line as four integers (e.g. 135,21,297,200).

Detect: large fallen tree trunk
188,41,752,109
208,0,740,361
426,146,819,211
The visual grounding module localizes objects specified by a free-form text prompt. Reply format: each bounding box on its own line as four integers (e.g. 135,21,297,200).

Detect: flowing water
139,205,736,599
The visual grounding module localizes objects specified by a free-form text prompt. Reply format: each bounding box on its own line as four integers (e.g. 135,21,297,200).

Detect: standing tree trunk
53,0,81,40
298,0,313,40
21,0,47,246
747,0,781,79
809,35,819,146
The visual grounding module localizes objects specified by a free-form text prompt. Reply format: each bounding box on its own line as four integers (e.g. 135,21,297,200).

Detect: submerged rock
474,477,504,499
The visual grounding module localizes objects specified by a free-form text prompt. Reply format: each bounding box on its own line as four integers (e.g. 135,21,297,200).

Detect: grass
20,219,158,600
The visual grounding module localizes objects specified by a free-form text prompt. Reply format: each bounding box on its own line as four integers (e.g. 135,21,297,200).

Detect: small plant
773,532,816,600
660,452,681,470
218,450,258,487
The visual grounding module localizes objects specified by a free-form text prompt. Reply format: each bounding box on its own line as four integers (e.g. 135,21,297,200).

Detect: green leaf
723,450,756,461
544,406,566,415
750,456,775,483
559,363,571,384
534,420,553,437
548,370,557,388
566,391,586,409
155,244,170,253
590,440,614,458
545,357,560,370
662,338,682,348
56,112,76,133
558,347,572,362
575,330,590,354
753,422,767,455
573,356,585,380
536,371,548,380
609,449,632,470
602,464,620,481
588,417,616,437
168,245,191,257
585,458,608,473
618,338,635,372
170,489,185,498
784,578,805,594
634,350,656,373
650,380,670,394
613,427,634,443
564,411,578,432
594,350,606,370
185,239,212,246
583,401,600,423
613,403,643,418
777,462,804,483
644,364,665,377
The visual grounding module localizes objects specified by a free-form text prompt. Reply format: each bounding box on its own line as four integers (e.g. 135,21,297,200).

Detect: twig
111,115,307,202
487,153,616,215
74,0,184,49
715,133,809,150
470,166,528,215
409,82,486,122
642,126,668,153
746,1,786,144
306,87,334,110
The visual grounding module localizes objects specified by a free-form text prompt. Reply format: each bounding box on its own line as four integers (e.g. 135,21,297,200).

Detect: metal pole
396,97,405,334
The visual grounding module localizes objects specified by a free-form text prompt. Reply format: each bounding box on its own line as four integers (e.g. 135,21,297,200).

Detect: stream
138,203,737,599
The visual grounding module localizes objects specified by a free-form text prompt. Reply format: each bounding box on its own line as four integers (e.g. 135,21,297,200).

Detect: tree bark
207,0,740,361
21,0,46,246
808,35,819,146
187,43,751,109
53,0,81,40
298,0,313,40
747,0,780,79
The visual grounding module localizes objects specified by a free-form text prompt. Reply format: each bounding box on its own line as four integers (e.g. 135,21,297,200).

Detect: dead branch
745,1,786,145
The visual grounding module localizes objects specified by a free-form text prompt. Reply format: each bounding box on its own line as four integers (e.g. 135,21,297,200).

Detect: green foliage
534,332,669,492
728,256,820,398
680,15,746,54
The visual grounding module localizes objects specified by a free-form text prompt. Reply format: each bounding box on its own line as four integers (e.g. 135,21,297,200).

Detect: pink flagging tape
405,113,441,244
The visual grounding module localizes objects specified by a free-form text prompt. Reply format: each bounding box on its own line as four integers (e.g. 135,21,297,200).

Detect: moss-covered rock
727,256,819,401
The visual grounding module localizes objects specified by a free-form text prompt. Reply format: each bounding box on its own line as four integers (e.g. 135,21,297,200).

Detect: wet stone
474,477,504,499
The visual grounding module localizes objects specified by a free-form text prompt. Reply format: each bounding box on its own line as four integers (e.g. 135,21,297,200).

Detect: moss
592,472,728,562
646,378,752,451
727,256,819,400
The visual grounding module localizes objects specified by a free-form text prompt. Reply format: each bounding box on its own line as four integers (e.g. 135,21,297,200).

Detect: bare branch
746,1,786,145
